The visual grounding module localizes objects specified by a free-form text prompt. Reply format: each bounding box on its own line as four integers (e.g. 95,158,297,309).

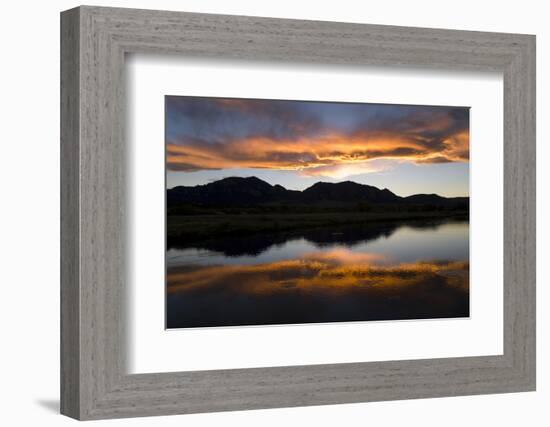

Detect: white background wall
0,0,547,425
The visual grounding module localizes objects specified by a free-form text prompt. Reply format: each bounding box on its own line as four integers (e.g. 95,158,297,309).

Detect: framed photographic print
61,6,536,420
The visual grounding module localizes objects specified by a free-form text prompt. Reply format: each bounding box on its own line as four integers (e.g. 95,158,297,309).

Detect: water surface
166,219,469,328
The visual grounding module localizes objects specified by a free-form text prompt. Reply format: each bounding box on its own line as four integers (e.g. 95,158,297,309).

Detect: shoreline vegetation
167,209,468,247
166,176,469,246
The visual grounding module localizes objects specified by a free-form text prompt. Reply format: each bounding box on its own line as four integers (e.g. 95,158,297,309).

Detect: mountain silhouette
303,181,400,203
167,176,468,208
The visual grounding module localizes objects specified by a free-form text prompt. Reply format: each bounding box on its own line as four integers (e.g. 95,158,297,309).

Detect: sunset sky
165,96,469,197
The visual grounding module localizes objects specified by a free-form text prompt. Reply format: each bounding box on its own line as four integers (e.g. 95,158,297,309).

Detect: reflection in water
167,218,459,257
166,220,469,328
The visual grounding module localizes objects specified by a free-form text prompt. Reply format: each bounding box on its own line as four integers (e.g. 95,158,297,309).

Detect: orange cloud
165,97,470,178
167,128,469,178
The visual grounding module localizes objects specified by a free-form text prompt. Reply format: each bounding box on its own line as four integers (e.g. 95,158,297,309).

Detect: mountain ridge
167,176,468,208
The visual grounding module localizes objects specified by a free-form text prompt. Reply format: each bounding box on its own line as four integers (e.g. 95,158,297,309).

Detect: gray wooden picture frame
60,5,536,420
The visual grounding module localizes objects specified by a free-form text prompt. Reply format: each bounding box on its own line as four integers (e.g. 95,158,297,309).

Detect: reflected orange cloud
167,250,469,297
302,248,387,265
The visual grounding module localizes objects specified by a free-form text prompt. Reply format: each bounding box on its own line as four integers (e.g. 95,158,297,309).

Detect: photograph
165,96,470,329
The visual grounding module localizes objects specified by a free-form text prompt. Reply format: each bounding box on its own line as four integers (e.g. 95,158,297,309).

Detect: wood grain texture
60,7,80,419
60,5,536,420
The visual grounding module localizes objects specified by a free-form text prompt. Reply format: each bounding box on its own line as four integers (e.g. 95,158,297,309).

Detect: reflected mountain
167,217,462,257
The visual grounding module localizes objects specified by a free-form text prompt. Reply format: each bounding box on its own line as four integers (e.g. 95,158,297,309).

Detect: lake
166,219,469,328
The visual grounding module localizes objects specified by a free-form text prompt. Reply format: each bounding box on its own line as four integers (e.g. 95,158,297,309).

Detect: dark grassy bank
167,208,468,246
